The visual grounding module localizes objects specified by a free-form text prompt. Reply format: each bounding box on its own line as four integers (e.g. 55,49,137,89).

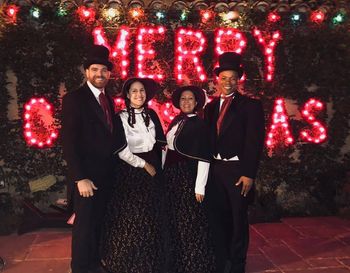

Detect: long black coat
61,83,126,190
204,93,265,179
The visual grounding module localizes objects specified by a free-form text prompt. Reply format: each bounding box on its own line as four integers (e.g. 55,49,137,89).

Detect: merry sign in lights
91,26,280,82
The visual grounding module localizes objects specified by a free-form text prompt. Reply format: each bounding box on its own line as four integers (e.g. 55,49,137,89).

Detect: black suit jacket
204,93,265,179
61,83,126,188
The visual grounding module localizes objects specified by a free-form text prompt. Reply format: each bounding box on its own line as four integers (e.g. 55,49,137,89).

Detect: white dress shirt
87,81,104,104
165,115,210,195
118,108,156,168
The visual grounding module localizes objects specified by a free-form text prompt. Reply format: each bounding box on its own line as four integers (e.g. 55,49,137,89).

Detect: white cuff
194,161,210,195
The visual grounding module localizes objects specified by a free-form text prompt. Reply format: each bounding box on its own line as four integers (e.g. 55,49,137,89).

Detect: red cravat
216,95,233,135
99,92,113,132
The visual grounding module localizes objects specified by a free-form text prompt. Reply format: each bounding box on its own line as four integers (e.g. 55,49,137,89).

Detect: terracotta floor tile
246,254,277,272
284,237,350,258
339,258,350,266
294,226,349,238
338,234,350,245
2,260,70,273
260,244,310,270
282,268,350,272
250,226,269,247
307,257,344,267
0,234,37,261
26,244,71,260
282,217,350,228
33,232,71,246
253,222,303,241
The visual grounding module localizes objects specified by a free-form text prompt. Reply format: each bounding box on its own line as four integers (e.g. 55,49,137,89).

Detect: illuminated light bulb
57,6,68,17
180,11,188,21
7,5,19,19
268,12,280,22
310,11,325,23
132,10,139,17
332,13,345,24
222,11,239,21
201,10,213,22
8,7,16,16
107,8,119,18
31,7,41,19
156,11,165,20
83,10,90,17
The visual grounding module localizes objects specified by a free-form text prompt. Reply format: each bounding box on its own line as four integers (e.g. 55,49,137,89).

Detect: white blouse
165,116,210,195
118,109,156,168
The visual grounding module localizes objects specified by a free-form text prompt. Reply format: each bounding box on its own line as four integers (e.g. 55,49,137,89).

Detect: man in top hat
61,45,126,273
204,52,265,273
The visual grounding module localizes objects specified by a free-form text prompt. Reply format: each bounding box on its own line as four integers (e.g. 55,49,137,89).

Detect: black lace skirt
163,157,216,273
100,151,163,273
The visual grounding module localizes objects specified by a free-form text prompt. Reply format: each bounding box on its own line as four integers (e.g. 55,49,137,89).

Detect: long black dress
163,115,215,273
100,109,166,273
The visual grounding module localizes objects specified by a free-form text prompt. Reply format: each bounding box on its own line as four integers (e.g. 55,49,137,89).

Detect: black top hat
213,52,244,78
83,45,113,71
122,77,161,102
172,85,206,111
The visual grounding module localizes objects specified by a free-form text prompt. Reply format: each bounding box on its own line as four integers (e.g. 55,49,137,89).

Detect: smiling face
217,70,239,96
179,90,197,114
85,64,111,89
127,81,146,109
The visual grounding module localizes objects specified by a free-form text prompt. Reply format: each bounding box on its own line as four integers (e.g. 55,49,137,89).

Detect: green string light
156,11,165,20
332,13,345,25
30,7,41,19
180,10,188,21
57,7,68,17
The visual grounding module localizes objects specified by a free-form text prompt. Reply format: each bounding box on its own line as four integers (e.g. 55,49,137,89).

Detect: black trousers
71,179,112,273
205,160,251,273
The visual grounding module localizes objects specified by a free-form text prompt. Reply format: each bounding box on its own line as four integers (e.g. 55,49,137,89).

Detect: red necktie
216,96,233,135
99,92,113,132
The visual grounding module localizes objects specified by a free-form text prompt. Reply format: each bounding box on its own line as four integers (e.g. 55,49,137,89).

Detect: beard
90,77,108,89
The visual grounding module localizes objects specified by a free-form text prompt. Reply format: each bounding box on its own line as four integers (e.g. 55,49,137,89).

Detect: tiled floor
0,216,350,272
